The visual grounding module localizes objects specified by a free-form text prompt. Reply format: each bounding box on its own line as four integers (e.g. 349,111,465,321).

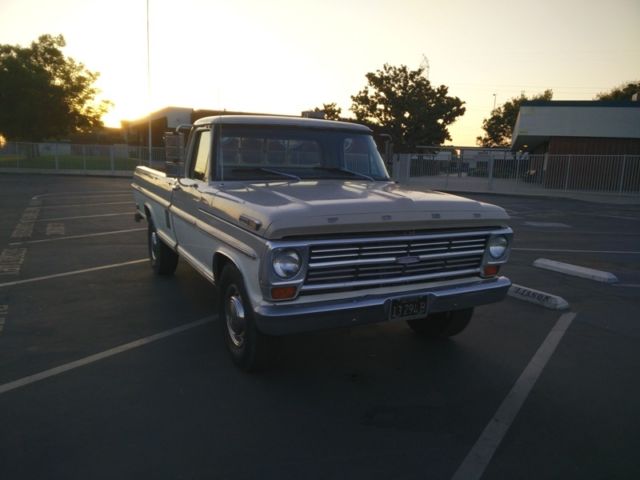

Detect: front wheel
219,264,271,372
407,308,473,338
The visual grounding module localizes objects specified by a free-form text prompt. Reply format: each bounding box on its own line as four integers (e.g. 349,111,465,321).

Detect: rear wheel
407,308,473,338
147,219,178,275
219,264,271,372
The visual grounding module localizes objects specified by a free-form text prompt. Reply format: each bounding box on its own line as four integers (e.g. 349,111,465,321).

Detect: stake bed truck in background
132,115,513,371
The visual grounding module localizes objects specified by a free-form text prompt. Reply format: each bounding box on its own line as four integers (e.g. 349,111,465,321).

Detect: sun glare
14,0,634,146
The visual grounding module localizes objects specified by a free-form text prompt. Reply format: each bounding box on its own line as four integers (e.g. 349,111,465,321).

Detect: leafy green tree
0,34,111,141
476,90,553,147
595,81,640,101
350,64,465,151
313,102,342,120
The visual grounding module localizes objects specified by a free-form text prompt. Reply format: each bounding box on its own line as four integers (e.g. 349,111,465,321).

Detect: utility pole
420,54,430,81
146,0,152,164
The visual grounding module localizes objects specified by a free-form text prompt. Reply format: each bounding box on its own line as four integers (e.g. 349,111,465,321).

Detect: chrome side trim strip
169,205,257,260
176,245,215,284
133,183,171,209
196,218,258,260
170,205,196,225
156,229,177,250
197,208,258,259
135,166,167,180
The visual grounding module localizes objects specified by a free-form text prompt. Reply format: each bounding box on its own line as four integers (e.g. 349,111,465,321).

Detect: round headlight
272,249,302,278
488,236,508,259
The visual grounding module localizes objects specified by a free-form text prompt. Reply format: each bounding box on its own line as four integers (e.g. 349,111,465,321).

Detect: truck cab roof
193,115,372,133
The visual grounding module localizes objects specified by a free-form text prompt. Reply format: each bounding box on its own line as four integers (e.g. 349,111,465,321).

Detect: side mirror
164,132,184,163
164,132,185,177
177,178,198,188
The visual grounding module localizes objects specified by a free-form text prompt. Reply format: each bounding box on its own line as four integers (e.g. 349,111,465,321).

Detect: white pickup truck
132,115,513,371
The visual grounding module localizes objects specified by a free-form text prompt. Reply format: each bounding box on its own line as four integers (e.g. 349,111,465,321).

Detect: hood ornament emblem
395,256,420,265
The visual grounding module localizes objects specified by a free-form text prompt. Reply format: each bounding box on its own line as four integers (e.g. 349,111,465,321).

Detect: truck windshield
214,126,390,182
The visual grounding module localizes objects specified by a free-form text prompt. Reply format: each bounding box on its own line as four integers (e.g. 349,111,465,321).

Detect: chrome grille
301,231,489,294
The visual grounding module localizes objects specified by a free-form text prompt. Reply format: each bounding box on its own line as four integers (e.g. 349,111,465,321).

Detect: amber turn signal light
271,286,297,300
483,265,500,277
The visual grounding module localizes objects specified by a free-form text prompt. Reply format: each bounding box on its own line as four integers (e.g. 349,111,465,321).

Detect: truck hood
204,180,509,239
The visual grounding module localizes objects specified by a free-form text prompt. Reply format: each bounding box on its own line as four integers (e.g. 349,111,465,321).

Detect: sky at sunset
1,0,638,145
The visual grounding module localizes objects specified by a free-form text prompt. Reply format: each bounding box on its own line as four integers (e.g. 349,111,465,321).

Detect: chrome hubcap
226,289,246,348
150,231,158,261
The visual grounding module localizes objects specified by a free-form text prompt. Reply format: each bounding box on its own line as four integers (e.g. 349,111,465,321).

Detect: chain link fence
0,141,166,174
395,151,640,197
4,141,640,199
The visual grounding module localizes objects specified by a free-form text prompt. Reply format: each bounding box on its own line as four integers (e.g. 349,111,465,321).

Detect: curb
507,284,570,310
0,168,133,178
404,183,640,206
533,258,618,283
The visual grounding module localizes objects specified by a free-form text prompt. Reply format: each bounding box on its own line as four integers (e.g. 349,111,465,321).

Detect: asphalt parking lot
1,173,639,480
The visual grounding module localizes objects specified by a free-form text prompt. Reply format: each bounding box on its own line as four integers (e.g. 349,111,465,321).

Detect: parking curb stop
508,284,570,310
533,258,618,283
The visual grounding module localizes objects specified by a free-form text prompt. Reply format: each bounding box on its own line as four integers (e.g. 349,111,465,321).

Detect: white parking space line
34,191,131,200
0,259,147,288
10,206,41,240
0,248,27,276
40,201,132,210
35,212,131,222
9,228,146,246
522,221,571,228
45,223,66,236
0,304,7,335
451,312,577,480
513,248,640,255
10,221,35,239
594,214,640,222
0,316,215,396
18,207,40,222
571,212,640,222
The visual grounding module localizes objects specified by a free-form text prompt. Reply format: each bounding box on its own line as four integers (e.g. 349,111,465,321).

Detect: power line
447,82,615,90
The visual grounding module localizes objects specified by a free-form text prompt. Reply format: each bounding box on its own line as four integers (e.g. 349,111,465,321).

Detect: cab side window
190,130,211,181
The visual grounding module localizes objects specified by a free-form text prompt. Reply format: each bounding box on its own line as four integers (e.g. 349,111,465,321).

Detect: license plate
389,296,428,321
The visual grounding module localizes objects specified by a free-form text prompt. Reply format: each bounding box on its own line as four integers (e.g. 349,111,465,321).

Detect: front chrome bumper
253,276,511,335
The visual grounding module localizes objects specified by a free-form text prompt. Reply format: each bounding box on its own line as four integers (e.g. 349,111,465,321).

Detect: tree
0,34,111,141
595,81,640,101
476,90,553,147
313,102,342,120
350,64,465,151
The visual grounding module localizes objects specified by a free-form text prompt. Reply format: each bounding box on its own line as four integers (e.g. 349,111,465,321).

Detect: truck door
170,127,217,279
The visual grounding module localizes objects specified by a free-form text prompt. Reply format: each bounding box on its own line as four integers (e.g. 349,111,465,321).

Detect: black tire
147,219,178,275
219,264,271,372
407,308,474,338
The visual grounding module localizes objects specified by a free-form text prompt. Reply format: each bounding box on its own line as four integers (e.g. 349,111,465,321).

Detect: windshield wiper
313,167,375,181
259,167,301,181
231,167,301,182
